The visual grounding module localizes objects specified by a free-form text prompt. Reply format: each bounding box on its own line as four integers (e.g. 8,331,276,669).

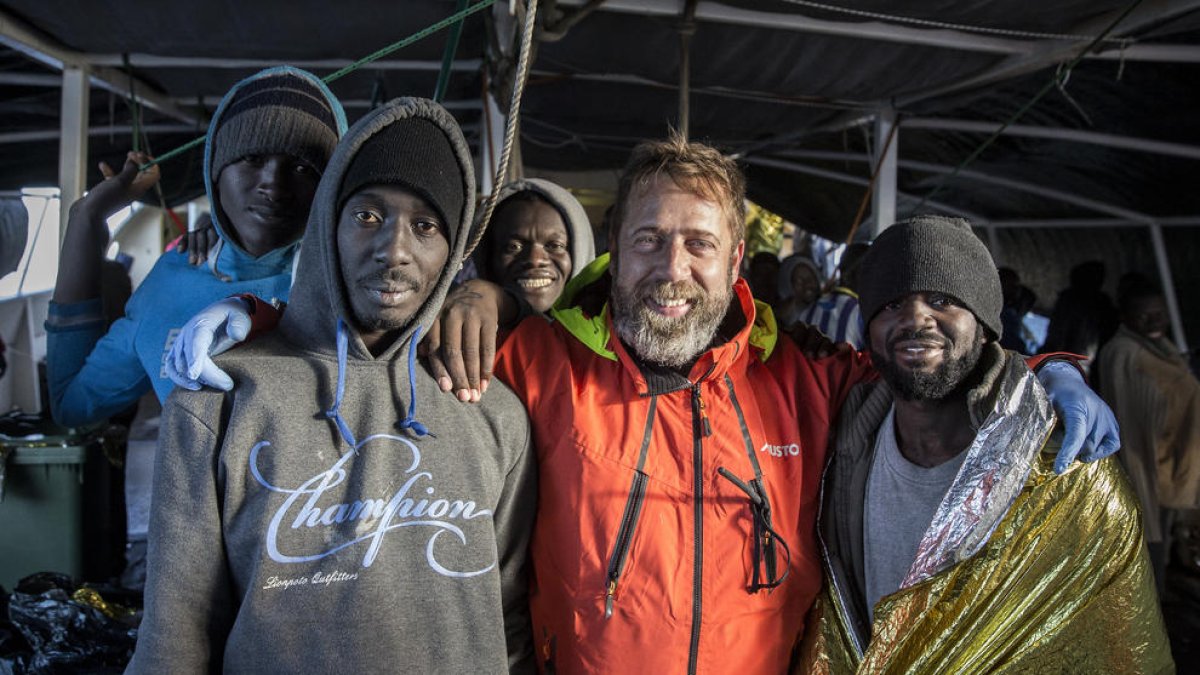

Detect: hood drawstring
396,325,431,437
206,239,232,282
322,320,432,453
324,319,359,451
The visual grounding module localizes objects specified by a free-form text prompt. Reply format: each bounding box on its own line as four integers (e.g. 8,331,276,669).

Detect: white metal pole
982,219,1002,262
1147,222,1189,354
480,91,507,196
871,107,897,236
58,65,88,248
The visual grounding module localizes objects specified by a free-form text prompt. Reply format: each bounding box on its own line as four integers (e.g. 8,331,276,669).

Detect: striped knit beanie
211,71,340,179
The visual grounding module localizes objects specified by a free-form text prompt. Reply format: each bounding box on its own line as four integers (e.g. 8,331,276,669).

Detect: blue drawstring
324,320,359,451
396,324,431,437
322,320,431,451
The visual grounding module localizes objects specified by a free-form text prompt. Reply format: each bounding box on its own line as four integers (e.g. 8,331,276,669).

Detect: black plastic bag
0,585,32,674
7,573,136,674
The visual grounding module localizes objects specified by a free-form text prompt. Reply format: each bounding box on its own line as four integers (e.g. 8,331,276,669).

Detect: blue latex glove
165,297,253,391
1036,361,1121,474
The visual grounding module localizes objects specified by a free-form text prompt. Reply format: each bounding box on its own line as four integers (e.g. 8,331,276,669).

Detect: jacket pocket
604,470,649,618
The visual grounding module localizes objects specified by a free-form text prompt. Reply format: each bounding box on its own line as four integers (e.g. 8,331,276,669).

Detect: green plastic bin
0,435,115,591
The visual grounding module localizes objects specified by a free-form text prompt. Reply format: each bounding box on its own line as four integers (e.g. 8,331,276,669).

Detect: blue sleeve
45,299,151,427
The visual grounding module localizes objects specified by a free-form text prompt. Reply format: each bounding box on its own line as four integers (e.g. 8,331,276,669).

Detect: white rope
465,0,539,258
779,0,1133,44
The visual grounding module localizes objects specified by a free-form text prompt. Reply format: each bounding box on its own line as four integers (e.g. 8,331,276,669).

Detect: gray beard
611,278,733,369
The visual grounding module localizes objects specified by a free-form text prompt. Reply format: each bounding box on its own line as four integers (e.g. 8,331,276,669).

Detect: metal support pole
871,107,897,236
434,0,470,102
481,90,507,195
677,0,698,140
58,65,88,248
982,219,1002,263
1147,222,1189,354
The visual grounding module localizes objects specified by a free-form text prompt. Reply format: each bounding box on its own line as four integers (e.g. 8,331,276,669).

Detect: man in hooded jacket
126,98,536,674
46,66,347,424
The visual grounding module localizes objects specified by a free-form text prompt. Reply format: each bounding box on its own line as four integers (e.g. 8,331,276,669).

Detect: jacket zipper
687,380,712,675
723,375,779,589
605,471,649,617
603,396,658,618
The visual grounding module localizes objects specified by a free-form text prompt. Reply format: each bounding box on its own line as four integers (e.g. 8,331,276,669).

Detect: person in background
998,267,1038,355
474,178,596,314
776,252,823,329
1042,260,1119,369
45,67,344,589
1097,275,1200,595
798,242,868,349
800,216,1169,673
746,250,781,308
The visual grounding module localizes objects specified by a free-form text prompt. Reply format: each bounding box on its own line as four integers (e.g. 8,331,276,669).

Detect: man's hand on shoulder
788,321,852,359
422,279,515,403
166,297,257,391
175,213,218,266
1035,360,1121,474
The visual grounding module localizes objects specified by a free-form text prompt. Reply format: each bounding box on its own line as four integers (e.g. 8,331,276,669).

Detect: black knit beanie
858,215,1003,338
339,118,466,245
211,72,339,178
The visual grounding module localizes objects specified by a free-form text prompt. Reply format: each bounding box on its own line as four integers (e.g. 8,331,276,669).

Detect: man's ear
978,322,992,347
730,239,746,280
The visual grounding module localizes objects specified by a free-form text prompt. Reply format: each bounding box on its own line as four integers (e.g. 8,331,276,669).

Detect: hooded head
202,66,347,269
778,254,823,307
474,178,596,313
280,98,475,361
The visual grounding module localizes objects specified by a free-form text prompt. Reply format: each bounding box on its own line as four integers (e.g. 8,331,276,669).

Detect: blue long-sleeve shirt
46,246,295,427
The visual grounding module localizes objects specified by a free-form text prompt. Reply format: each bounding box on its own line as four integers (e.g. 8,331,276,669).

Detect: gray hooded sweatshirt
128,99,536,674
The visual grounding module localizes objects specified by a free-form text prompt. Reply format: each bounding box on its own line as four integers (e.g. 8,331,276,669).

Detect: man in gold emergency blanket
799,216,1172,674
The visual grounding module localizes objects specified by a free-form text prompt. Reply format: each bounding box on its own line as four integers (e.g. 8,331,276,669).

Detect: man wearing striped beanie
45,67,345,587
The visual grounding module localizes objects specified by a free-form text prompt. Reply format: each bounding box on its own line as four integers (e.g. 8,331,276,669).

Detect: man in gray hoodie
127,98,536,674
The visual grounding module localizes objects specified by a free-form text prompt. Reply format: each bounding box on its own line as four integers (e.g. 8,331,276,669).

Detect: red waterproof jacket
495,258,872,674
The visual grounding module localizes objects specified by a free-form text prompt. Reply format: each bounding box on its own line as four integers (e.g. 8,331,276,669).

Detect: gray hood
279,98,475,362
474,177,595,280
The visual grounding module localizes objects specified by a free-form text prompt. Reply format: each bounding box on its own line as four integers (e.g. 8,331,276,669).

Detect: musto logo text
759,442,800,458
